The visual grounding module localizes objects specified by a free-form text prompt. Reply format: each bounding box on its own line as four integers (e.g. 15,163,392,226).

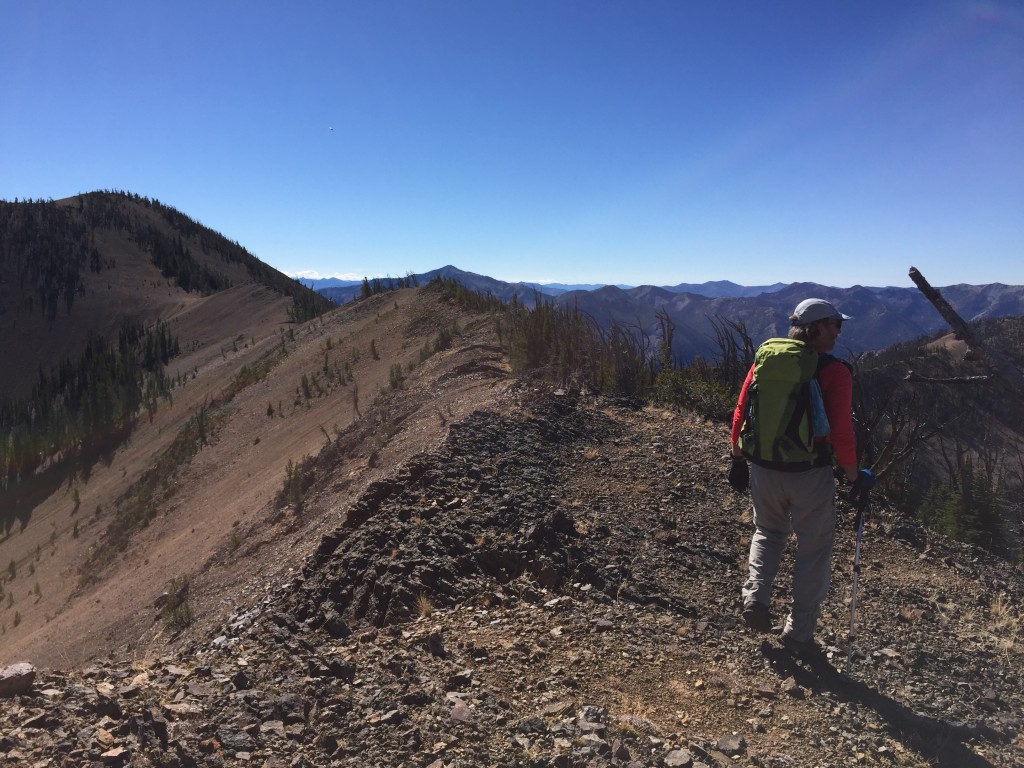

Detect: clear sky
2,1,1021,288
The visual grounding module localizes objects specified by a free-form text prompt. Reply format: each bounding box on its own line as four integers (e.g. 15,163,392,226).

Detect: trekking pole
846,493,867,673
845,469,874,674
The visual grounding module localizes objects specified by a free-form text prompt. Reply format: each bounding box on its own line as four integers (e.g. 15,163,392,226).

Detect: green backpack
738,338,831,467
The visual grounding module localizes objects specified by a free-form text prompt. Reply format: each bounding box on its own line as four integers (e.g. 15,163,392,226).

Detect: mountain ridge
301,272,834,299
308,266,1024,360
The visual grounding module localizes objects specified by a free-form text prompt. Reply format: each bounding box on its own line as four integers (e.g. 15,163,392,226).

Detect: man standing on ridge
728,298,859,654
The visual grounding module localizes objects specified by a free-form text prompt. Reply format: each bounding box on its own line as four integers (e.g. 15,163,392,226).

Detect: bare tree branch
903,371,992,384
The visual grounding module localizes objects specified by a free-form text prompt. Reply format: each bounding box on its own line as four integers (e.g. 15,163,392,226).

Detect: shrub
389,363,405,390
161,575,194,631
276,456,315,513
433,322,462,353
654,360,735,422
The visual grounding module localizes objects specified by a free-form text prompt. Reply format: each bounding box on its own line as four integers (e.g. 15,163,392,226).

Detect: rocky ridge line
2,387,1023,767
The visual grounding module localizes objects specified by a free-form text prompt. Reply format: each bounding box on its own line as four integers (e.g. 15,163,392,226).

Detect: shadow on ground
761,641,1001,768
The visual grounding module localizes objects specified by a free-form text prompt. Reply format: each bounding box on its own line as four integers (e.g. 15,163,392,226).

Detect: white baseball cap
791,298,852,325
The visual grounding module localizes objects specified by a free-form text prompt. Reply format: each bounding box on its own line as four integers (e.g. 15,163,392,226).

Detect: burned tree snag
909,266,1024,398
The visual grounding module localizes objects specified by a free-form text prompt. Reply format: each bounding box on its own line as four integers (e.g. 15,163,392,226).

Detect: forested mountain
0,191,332,505
0,192,331,398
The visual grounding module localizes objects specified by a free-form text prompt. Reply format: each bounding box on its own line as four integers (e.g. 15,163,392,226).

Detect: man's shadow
761,642,1005,768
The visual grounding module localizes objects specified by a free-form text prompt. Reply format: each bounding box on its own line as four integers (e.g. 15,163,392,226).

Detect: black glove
847,469,876,505
855,468,876,491
847,469,875,526
728,457,749,492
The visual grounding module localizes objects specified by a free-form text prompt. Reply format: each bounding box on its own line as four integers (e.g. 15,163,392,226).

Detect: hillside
0,279,500,669
0,282,1021,766
0,192,331,400
0,191,336,563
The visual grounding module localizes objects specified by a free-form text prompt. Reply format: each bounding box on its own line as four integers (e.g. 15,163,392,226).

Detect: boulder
0,663,36,698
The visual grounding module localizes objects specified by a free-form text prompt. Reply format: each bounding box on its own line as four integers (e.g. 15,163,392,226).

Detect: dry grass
900,606,929,624
667,677,695,697
415,592,434,618
983,594,1021,651
941,594,1022,654
613,692,654,721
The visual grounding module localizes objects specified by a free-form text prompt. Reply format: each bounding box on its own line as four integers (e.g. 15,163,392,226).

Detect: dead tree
708,315,755,393
909,266,1024,398
850,352,953,482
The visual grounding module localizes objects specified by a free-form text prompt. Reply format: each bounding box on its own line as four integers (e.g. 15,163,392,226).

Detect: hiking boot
780,633,825,659
742,601,773,633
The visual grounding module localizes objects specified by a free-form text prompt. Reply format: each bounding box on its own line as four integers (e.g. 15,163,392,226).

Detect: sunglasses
830,318,843,330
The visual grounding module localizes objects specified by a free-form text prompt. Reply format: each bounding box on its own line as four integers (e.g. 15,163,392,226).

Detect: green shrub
276,456,315,513
389,363,405,390
161,575,194,631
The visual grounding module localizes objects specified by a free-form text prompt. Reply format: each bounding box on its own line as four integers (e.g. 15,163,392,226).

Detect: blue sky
2,1,1021,288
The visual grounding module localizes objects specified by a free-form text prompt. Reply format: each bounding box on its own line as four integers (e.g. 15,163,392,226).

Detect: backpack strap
815,352,837,375
809,352,850,467
815,352,852,377
781,375,813,456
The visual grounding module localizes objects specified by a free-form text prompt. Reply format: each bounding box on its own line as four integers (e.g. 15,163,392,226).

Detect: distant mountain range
302,266,1024,360
298,268,787,302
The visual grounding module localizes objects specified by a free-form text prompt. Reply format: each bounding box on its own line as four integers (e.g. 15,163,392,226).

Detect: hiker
728,298,859,654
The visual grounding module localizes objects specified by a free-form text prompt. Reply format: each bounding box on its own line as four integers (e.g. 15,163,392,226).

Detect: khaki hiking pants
742,464,836,642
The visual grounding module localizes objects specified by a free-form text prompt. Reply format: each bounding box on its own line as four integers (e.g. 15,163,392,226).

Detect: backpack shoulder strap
815,352,850,377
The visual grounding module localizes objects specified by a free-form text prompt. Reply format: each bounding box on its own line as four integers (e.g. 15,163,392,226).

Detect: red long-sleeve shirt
730,357,857,469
